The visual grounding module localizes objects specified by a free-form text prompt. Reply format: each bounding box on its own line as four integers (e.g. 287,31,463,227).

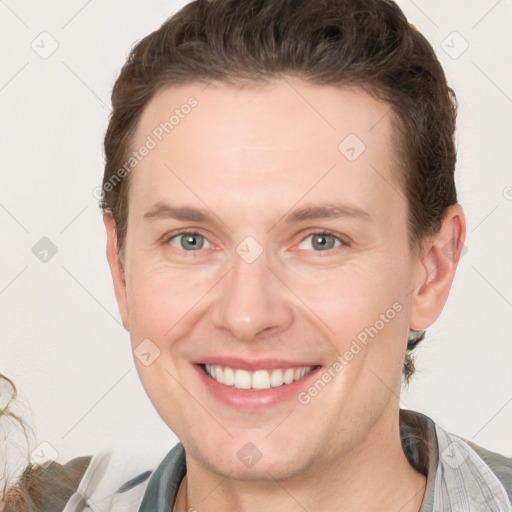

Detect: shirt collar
138,441,186,511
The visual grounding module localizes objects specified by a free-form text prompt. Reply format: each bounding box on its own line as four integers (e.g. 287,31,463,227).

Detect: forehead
128,77,405,222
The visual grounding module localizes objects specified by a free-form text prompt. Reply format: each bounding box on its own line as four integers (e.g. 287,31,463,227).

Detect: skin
104,77,466,511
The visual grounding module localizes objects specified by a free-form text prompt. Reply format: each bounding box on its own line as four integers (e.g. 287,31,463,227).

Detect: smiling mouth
200,363,321,391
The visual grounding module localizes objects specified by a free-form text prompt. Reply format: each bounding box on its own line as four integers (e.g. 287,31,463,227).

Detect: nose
210,247,294,342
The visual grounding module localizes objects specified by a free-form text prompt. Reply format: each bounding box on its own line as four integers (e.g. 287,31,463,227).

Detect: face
106,77,442,480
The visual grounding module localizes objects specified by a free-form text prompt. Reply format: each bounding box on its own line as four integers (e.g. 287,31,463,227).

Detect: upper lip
192,357,321,372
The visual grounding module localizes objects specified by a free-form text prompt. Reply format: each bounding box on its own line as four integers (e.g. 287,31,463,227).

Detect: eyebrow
144,203,212,222
143,201,372,224
284,203,372,223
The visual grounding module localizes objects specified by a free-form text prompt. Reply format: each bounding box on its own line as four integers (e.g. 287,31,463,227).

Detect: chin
188,441,312,482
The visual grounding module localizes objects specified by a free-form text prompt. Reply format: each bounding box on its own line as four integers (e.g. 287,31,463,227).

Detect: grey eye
298,233,341,251
169,233,211,251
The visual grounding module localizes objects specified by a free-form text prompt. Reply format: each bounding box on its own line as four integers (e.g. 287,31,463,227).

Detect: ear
103,212,130,331
409,204,466,330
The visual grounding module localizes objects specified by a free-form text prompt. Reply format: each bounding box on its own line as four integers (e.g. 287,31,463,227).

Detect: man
80,0,512,510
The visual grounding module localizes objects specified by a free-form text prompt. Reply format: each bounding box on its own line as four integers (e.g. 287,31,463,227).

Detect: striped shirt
62,409,512,511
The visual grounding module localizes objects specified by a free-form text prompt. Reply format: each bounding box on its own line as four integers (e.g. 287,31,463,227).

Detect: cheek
284,257,408,343
305,267,408,406
125,263,215,344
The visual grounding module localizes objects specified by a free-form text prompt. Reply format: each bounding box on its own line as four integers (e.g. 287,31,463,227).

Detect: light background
1,0,511,473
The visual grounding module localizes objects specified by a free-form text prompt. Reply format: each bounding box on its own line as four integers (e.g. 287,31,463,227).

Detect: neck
175,407,427,512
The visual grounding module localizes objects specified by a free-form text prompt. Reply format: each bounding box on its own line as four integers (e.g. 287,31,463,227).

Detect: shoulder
400,409,512,509
458,436,512,505
435,424,512,509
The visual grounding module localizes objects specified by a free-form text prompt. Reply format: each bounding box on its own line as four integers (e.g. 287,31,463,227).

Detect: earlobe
409,204,466,331
103,213,130,331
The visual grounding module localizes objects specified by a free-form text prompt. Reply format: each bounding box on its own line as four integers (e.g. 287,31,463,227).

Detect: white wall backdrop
1,0,511,475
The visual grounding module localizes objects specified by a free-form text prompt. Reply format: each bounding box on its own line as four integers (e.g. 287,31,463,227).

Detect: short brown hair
101,0,458,382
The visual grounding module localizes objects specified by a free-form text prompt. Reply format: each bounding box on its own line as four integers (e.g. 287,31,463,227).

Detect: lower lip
193,364,322,410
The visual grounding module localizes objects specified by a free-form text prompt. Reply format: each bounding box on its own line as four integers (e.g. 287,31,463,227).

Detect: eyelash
162,229,348,253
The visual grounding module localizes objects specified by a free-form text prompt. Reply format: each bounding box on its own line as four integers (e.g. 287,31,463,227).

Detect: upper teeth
204,364,314,390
